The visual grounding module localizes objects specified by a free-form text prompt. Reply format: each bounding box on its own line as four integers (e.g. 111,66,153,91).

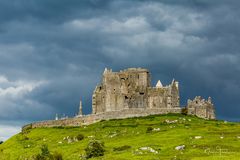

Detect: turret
103,67,112,74
55,113,58,120
103,68,108,74
171,79,179,90
78,100,83,116
208,97,212,104
175,81,179,90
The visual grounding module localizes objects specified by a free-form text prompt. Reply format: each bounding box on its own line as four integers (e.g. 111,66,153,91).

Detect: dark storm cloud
1,0,240,140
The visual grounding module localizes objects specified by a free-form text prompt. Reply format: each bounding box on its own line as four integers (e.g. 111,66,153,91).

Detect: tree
181,107,188,115
85,140,105,159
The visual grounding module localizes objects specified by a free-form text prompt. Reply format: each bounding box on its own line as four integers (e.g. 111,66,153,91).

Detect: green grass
0,114,240,160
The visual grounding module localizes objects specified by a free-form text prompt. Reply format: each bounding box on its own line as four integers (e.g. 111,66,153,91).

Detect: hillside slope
0,114,240,160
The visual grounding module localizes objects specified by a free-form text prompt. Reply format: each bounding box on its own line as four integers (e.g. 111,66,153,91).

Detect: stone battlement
121,68,149,72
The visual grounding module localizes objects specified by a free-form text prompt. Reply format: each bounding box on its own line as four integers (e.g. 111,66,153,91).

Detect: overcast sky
0,0,240,140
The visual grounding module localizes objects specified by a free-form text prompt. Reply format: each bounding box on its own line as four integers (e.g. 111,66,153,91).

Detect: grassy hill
0,114,240,160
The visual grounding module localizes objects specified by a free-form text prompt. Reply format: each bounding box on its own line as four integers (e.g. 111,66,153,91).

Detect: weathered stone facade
92,68,180,114
22,68,216,130
187,96,215,120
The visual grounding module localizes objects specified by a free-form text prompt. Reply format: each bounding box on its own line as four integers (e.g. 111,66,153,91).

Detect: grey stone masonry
187,96,216,119
92,68,180,114
22,68,216,131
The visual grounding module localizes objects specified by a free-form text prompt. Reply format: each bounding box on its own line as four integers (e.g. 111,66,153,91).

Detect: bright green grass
0,114,240,160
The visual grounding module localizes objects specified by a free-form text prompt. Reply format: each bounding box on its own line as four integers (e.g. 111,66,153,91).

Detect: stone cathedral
92,68,180,114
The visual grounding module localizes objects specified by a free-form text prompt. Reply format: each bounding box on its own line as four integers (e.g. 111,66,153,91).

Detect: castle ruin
92,68,180,114
187,96,215,120
22,68,216,130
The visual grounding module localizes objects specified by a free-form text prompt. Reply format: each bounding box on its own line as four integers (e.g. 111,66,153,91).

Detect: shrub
53,126,64,129
41,144,50,157
113,145,131,151
23,135,30,140
33,145,63,160
0,141,3,144
22,124,32,134
19,135,29,141
146,126,153,133
181,107,188,115
52,152,63,160
76,134,84,141
85,140,105,159
34,154,46,160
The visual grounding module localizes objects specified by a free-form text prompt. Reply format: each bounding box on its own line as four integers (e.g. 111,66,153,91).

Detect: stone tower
92,68,180,114
78,100,83,116
55,114,58,120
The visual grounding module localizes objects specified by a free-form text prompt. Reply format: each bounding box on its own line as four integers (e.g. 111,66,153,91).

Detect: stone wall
23,108,182,130
31,117,83,128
